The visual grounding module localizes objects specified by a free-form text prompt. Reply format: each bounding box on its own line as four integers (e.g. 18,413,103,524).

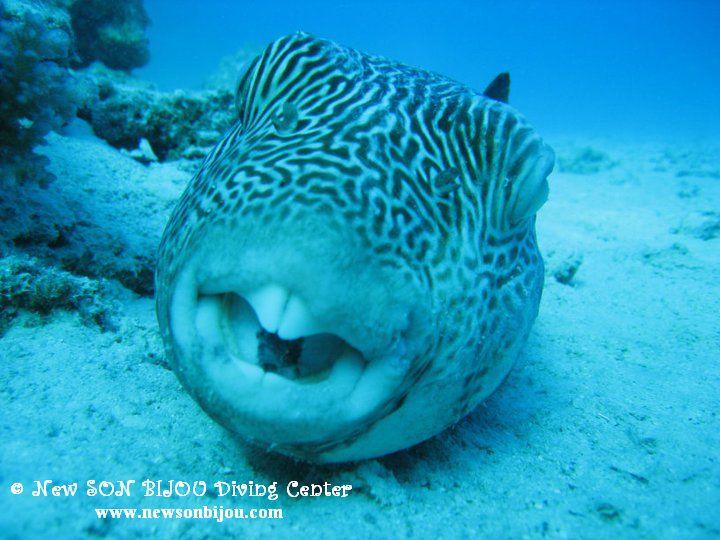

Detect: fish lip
165,262,415,449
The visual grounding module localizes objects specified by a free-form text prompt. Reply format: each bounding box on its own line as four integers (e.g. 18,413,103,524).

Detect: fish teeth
246,284,324,340
277,294,323,340
246,284,289,334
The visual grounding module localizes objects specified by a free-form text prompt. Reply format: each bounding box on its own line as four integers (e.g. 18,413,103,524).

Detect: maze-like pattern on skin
156,32,553,458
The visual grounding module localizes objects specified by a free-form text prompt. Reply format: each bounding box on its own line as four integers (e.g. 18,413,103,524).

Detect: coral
0,0,82,186
557,146,617,174
78,66,236,161
68,0,150,72
0,254,116,334
0,0,153,185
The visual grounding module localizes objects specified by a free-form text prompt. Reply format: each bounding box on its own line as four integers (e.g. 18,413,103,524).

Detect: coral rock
69,0,150,72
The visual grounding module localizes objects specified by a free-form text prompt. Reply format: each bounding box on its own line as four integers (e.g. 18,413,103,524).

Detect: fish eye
273,103,299,133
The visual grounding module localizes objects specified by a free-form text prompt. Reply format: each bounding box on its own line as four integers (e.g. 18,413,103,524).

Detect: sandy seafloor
0,130,718,539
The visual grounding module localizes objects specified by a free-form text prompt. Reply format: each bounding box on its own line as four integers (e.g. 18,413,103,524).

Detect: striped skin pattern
156,32,554,462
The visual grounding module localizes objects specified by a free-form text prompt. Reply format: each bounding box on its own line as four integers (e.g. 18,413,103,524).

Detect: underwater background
139,0,720,139
1,0,719,538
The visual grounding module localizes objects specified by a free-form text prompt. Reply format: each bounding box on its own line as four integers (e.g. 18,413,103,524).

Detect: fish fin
505,135,554,225
483,72,510,103
472,104,554,227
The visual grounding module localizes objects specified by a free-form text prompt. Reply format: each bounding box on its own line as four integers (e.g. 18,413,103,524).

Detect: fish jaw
157,218,435,459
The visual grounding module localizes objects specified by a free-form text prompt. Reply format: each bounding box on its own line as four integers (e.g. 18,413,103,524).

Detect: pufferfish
155,32,554,463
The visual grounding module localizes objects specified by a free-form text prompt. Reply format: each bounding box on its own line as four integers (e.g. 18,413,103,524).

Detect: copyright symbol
10,482,23,495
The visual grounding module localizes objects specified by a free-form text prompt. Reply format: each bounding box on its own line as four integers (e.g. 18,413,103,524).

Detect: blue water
140,0,720,139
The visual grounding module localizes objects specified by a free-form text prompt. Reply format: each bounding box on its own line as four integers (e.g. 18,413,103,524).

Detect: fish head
155,32,554,462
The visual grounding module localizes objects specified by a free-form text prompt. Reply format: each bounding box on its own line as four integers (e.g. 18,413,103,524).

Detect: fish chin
163,229,428,458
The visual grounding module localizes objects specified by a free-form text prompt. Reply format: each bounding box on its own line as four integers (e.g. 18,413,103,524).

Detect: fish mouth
168,267,414,450
197,285,370,389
